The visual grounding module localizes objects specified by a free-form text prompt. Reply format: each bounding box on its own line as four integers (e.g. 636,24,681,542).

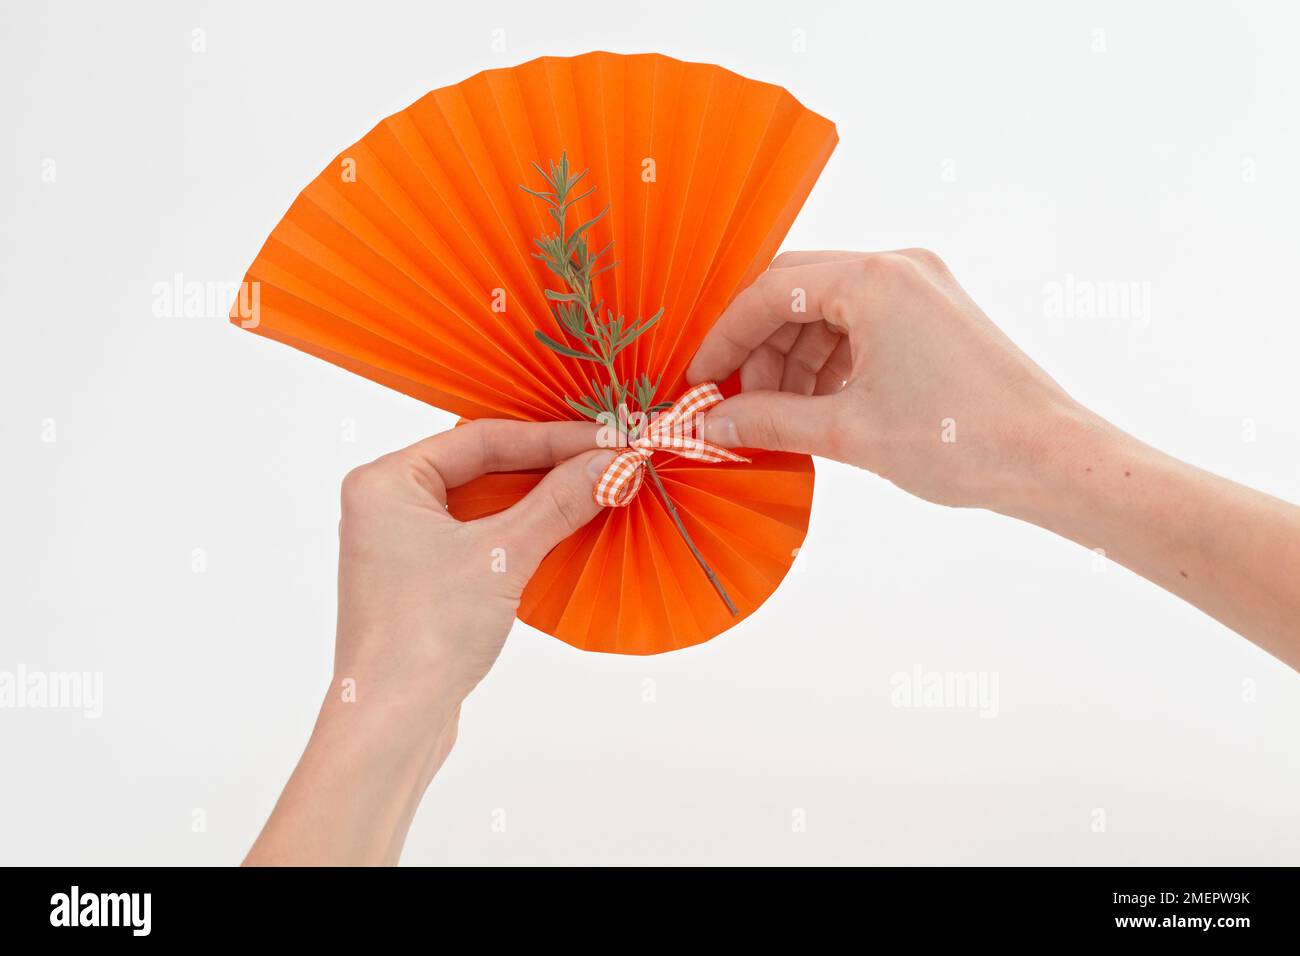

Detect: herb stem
524,153,736,617
644,461,739,616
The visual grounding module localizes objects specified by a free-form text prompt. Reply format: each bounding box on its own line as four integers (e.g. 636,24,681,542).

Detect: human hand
686,249,1089,513
688,249,1300,671
334,420,612,727
246,421,612,865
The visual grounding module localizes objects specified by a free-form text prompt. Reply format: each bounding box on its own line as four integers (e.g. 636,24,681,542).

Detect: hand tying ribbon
593,382,750,507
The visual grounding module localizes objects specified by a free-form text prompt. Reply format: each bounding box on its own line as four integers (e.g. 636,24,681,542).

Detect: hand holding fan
231,51,838,654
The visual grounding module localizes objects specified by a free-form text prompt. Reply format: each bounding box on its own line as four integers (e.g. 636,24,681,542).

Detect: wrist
244,680,460,867
993,402,1134,530
318,663,464,764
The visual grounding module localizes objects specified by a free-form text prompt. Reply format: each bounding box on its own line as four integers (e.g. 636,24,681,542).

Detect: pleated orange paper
232,52,837,654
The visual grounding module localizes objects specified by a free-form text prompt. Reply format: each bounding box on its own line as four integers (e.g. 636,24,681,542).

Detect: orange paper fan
232,51,837,654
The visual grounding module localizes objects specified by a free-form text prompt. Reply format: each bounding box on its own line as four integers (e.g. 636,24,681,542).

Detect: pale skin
686,249,1300,670
244,423,614,865
246,247,1299,866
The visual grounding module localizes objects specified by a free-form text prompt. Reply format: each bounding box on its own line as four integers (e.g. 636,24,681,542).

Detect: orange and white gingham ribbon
594,382,749,507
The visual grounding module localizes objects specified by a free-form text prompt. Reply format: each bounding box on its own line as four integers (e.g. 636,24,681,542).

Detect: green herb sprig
524,152,669,428
521,153,739,616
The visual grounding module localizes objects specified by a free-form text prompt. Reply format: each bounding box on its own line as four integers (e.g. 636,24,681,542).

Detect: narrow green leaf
640,306,665,332
534,330,599,362
544,289,584,303
565,396,604,422
568,206,609,245
591,258,621,279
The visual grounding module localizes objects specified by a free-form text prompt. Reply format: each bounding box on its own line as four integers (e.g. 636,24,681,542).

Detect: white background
2,0,1298,865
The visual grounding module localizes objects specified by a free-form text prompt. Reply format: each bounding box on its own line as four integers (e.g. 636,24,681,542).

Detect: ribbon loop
593,382,749,507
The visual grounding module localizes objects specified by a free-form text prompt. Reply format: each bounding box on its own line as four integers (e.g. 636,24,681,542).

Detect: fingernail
585,450,616,480
703,415,739,447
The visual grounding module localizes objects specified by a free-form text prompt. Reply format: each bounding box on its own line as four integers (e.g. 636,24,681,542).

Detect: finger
738,322,800,390
686,261,855,385
700,389,844,457
814,336,854,395
771,250,870,269
739,342,787,391
780,321,843,395
765,322,802,353
483,448,615,575
400,420,601,504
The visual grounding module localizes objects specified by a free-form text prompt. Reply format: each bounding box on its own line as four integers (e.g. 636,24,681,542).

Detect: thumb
493,448,616,575
701,390,842,457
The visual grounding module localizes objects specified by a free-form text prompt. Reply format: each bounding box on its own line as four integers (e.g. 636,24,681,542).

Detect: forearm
1007,408,1300,670
244,421,605,866
244,683,460,866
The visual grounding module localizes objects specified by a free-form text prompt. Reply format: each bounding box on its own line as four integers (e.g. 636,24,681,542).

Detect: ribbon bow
593,382,749,507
